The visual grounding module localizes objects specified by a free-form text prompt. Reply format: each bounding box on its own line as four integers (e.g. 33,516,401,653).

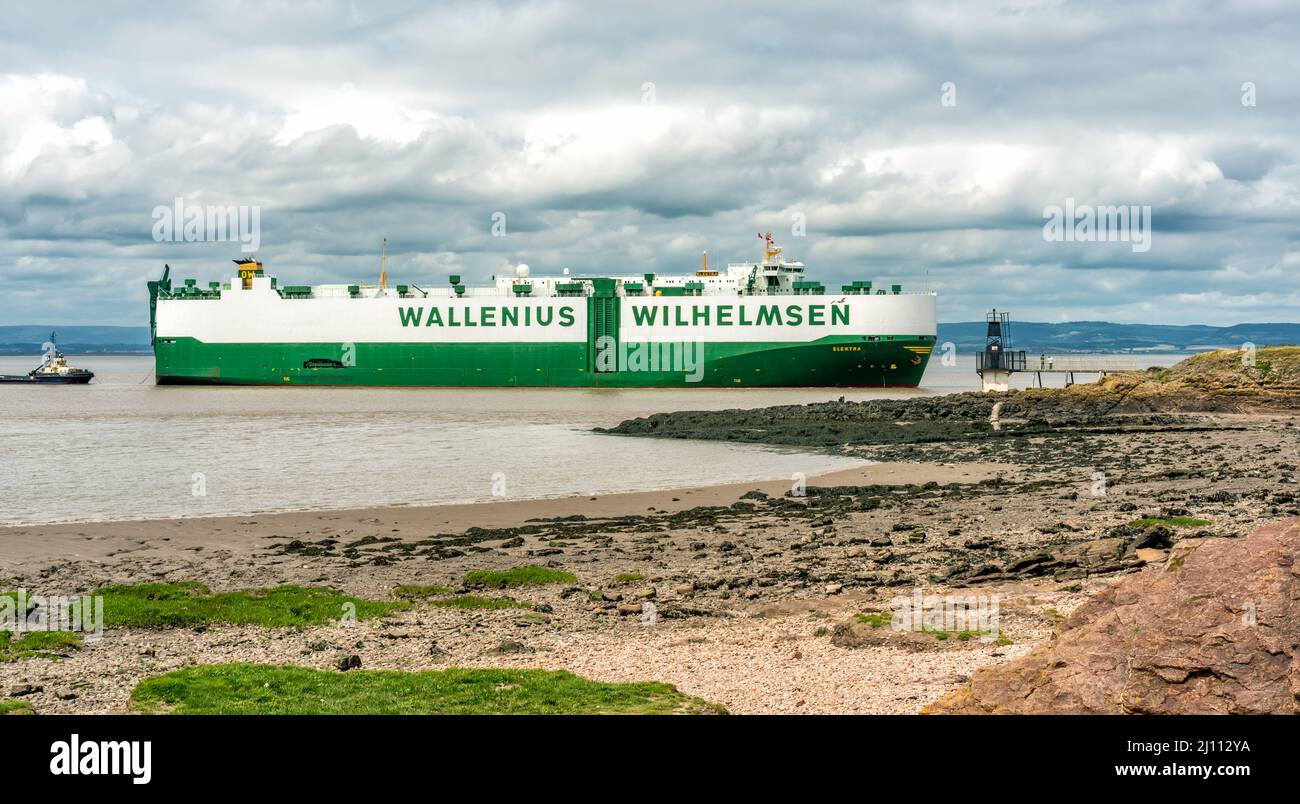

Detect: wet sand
0,461,1012,574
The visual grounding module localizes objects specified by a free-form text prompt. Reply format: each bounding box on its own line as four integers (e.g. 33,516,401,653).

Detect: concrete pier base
980,369,1012,392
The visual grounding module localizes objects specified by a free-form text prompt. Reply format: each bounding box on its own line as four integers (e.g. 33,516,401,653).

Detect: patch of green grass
91,583,405,629
953,629,1006,643
611,572,644,584
428,595,530,610
1127,516,1211,529
0,699,34,715
849,604,1006,644
0,629,83,662
130,663,726,715
392,583,453,600
463,565,577,589
853,611,894,628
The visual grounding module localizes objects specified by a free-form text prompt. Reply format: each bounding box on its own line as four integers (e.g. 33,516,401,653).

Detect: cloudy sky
2,0,1298,325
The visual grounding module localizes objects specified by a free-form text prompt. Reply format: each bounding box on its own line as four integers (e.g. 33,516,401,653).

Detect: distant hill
0,326,152,355
2,321,1297,356
936,321,1300,354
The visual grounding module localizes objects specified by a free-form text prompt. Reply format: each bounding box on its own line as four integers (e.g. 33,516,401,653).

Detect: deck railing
1026,357,1139,372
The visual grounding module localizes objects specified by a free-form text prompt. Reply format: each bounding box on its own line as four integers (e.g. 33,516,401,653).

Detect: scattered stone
1130,524,1174,549
8,684,42,697
335,654,362,672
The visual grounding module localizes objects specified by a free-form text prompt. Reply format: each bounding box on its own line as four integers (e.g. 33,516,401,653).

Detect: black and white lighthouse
975,309,1025,392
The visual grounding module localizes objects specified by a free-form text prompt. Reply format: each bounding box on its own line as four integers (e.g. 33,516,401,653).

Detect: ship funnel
234,257,263,290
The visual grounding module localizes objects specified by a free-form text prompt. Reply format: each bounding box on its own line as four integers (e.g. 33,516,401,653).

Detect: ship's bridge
480,233,816,298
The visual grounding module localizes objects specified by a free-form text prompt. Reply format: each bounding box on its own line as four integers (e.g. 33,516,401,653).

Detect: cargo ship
149,234,936,387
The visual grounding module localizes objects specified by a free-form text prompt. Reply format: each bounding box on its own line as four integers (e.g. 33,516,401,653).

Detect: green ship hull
154,335,933,387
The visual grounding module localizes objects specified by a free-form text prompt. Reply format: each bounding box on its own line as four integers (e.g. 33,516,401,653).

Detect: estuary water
0,353,1187,526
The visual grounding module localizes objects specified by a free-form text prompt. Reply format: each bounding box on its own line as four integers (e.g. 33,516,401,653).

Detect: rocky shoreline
598,347,1300,448
925,518,1300,714
4,348,1298,714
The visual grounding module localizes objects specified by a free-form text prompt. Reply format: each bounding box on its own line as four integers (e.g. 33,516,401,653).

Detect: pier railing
1026,357,1139,373
977,351,1142,391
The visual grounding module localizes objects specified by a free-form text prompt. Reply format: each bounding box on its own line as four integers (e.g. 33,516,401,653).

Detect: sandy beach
3,459,1054,715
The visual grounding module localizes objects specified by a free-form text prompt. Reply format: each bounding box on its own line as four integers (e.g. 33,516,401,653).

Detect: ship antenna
759,231,782,263
379,237,389,289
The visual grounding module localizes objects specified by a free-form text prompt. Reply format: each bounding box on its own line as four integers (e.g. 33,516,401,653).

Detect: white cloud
0,74,120,181
2,1,1300,325
275,82,444,146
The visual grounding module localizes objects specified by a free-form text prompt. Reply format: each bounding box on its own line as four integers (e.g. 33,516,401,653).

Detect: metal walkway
1025,357,1139,386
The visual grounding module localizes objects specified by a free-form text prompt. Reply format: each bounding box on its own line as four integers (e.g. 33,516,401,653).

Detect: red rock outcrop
924,518,1299,714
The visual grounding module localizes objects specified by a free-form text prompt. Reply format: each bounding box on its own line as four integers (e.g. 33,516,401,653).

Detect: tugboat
0,332,94,384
